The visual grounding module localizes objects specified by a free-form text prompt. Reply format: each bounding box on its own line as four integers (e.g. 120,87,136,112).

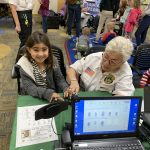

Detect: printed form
16,104,58,148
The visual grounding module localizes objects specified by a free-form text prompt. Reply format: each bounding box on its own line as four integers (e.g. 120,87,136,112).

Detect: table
9,89,150,150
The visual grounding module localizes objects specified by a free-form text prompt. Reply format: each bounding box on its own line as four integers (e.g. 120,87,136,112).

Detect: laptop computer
71,96,145,150
144,87,150,113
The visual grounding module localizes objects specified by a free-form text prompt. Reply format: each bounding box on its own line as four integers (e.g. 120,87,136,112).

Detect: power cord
139,122,150,145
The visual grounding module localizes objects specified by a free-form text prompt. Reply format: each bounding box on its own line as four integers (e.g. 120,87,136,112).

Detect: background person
120,0,132,35
66,0,83,39
38,0,50,34
112,0,128,35
101,22,116,45
96,0,120,40
76,27,91,57
135,2,150,46
67,36,135,96
58,0,67,27
17,31,69,102
9,0,33,49
124,0,141,39
140,68,150,88
80,0,90,28
113,0,128,22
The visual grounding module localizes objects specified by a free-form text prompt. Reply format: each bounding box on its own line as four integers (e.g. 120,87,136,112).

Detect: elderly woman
66,36,135,96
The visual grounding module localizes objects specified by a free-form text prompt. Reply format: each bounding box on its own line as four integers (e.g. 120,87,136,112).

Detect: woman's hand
49,92,64,102
69,80,80,94
64,87,73,98
64,80,80,98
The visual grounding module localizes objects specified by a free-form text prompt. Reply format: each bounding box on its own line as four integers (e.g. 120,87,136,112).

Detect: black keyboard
74,143,144,150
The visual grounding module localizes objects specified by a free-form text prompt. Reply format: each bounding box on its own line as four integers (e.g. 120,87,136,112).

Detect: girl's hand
50,92,64,102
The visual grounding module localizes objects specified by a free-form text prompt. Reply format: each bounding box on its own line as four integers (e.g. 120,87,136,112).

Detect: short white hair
105,36,134,62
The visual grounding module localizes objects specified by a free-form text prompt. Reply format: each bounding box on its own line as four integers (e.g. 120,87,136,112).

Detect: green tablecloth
9,89,149,150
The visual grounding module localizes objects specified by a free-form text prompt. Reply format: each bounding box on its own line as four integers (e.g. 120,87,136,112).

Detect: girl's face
27,42,49,65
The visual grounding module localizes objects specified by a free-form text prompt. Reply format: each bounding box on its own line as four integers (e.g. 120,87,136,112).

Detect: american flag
84,67,95,76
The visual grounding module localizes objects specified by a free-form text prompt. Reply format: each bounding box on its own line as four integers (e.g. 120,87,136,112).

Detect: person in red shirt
124,0,141,39
140,68,150,88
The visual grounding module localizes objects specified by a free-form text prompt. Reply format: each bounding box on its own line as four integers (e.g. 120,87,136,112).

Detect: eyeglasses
102,52,123,66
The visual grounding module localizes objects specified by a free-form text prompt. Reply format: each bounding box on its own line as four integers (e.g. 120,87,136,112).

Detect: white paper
16,104,58,148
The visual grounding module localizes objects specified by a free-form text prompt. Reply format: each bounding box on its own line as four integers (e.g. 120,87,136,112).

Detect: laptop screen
72,96,142,140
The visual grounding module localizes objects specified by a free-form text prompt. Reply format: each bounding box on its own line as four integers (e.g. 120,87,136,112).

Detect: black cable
139,122,150,135
139,122,150,145
141,124,150,135
51,119,72,150
51,117,62,136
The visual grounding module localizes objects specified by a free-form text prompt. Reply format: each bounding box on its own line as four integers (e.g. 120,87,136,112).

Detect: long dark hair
25,31,53,69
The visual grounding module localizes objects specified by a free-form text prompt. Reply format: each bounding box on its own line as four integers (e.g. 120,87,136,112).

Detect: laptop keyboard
74,142,143,150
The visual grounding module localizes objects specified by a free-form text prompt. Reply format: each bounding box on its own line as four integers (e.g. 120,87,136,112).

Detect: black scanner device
35,93,79,120
35,101,69,120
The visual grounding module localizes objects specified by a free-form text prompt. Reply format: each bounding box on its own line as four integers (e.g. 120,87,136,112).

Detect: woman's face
101,51,124,72
27,42,49,65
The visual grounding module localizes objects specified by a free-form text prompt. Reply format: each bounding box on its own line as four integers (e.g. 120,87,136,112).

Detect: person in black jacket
96,0,120,40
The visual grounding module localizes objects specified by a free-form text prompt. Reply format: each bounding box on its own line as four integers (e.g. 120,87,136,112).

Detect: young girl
76,27,91,57
38,0,50,33
101,22,116,45
120,0,132,23
140,68,150,88
112,0,128,35
124,0,142,38
113,0,128,21
17,31,69,102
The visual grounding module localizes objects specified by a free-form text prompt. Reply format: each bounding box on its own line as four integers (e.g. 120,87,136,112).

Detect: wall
49,0,58,12
57,0,65,12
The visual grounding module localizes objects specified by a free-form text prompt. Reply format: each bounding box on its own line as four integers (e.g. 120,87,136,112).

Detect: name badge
104,73,115,84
